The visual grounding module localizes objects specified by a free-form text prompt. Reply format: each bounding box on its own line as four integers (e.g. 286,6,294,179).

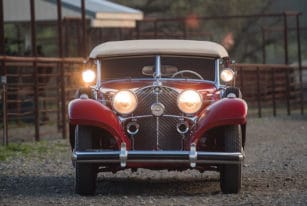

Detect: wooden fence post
285,68,291,115
271,68,276,116
256,67,262,117
296,13,304,115
1,74,8,145
57,0,66,139
30,0,40,141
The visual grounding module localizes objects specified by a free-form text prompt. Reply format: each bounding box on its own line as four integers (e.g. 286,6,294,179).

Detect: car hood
100,79,218,92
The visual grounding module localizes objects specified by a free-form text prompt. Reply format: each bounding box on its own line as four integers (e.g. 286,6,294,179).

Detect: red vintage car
68,39,247,195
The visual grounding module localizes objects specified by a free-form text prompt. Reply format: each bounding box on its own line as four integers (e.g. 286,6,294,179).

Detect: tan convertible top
89,39,229,59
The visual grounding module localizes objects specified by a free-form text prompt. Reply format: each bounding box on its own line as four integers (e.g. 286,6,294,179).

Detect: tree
113,0,290,63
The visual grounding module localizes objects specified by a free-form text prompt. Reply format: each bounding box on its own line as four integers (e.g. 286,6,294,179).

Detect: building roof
59,0,141,16
89,40,229,59
3,0,143,28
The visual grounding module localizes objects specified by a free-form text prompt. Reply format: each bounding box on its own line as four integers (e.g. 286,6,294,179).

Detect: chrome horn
176,122,189,134
127,122,140,135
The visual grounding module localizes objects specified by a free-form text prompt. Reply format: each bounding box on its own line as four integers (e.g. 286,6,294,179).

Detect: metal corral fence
1,56,306,144
236,64,306,117
0,56,84,145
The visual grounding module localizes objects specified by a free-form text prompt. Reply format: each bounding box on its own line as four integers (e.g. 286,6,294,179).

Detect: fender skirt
191,98,248,145
68,98,131,149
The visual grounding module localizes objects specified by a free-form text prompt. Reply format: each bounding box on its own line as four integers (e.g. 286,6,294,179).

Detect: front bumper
72,143,244,168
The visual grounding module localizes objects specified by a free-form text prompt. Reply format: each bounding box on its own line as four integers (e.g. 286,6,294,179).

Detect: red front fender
68,98,130,149
191,98,248,145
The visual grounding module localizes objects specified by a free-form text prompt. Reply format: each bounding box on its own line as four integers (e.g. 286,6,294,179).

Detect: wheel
171,70,204,80
220,125,242,194
74,125,97,195
69,124,75,151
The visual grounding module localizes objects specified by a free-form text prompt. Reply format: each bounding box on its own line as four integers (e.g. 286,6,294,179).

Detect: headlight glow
220,68,234,82
177,90,203,115
82,69,96,83
112,90,137,115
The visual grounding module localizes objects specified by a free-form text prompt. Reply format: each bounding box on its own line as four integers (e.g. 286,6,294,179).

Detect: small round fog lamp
220,68,234,82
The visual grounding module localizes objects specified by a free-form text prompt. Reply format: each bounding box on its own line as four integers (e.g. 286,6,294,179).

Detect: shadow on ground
0,174,220,197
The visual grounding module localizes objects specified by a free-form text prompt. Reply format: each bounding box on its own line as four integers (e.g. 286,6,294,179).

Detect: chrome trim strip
101,78,216,85
155,55,161,79
119,115,197,123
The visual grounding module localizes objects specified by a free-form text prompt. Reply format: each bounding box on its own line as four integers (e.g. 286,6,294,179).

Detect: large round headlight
220,68,234,82
177,90,203,115
82,69,96,83
112,90,137,115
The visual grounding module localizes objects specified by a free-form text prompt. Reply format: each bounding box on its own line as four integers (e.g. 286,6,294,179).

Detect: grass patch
0,141,54,161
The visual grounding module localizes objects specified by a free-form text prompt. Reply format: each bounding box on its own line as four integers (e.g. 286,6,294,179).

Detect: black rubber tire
220,125,242,194
69,124,75,151
74,125,97,195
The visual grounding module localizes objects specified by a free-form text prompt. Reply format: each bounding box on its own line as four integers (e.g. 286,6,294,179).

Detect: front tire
75,125,97,195
220,125,242,194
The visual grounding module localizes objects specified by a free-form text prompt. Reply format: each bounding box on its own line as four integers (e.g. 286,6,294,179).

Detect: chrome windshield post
215,59,221,88
96,59,102,89
155,55,161,79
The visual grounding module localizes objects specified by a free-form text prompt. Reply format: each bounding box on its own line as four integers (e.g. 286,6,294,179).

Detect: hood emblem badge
151,103,165,117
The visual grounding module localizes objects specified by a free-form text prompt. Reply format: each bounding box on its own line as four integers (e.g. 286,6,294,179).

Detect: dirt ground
0,115,307,205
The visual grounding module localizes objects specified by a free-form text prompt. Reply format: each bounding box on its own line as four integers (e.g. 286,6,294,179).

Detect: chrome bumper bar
72,143,244,168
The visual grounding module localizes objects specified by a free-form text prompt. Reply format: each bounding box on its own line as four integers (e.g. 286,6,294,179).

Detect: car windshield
100,55,216,81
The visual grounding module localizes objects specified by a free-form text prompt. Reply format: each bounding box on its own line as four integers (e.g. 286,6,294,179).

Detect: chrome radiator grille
131,86,183,150
134,86,180,116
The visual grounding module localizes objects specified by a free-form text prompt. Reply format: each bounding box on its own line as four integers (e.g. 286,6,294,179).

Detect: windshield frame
95,54,221,88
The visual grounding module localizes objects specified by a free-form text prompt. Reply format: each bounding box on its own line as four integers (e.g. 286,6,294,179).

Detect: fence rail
235,64,305,117
0,56,84,145
0,56,306,144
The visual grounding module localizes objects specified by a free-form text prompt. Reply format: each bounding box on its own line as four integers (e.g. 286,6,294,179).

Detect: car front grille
134,86,181,116
130,86,184,150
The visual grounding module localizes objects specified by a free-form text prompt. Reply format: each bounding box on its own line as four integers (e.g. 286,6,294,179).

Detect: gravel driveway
0,116,307,205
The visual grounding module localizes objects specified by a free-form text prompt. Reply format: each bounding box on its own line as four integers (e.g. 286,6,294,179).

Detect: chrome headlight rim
177,89,203,115
220,68,235,82
112,90,138,115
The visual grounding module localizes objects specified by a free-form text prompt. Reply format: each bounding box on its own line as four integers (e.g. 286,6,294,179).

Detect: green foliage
4,23,59,56
113,0,276,63
4,24,20,55
113,0,271,17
